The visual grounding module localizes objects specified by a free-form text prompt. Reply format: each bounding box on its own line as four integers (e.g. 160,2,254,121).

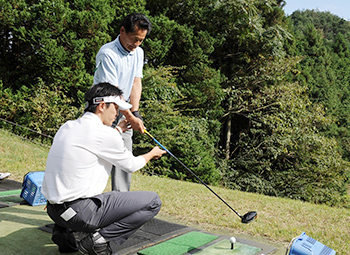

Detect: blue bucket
288,232,336,255
20,171,47,206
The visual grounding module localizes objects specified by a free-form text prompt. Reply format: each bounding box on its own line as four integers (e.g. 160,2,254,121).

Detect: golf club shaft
144,130,243,219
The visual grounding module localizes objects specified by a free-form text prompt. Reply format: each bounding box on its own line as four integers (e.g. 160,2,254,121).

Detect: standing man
42,83,166,255
93,13,152,192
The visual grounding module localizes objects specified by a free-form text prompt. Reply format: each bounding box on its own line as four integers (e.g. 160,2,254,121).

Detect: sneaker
0,173,10,180
77,232,112,255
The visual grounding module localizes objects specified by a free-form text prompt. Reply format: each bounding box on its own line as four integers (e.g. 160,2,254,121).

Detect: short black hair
84,83,123,113
122,13,152,36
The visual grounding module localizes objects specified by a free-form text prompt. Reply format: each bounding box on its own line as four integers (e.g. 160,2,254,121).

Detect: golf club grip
144,130,243,218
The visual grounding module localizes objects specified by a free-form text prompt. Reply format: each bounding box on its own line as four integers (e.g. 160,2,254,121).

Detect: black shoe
51,224,78,253
77,232,112,255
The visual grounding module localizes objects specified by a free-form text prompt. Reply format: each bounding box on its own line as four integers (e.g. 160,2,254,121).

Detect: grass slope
1,129,348,254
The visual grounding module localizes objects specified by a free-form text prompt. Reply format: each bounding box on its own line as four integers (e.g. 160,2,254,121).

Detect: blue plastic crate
288,232,336,255
20,171,47,206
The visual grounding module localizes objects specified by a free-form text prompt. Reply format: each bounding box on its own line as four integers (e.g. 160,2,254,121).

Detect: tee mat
137,231,264,255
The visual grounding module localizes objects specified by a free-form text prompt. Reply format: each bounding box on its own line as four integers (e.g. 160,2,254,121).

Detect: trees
1,1,349,206
0,0,116,135
0,0,143,135
208,0,292,159
1,0,114,95
141,1,350,205
133,66,221,184
288,10,350,161
221,58,349,204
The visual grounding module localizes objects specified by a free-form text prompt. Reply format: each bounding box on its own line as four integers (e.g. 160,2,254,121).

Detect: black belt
48,198,85,209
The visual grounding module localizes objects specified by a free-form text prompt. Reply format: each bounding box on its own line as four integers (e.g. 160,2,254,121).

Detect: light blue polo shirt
93,35,144,101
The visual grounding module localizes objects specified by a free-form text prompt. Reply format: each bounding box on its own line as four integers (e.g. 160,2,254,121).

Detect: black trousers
47,191,161,245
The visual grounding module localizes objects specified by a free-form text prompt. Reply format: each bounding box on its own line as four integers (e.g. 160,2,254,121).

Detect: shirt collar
116,35,133,56
83,112,103,125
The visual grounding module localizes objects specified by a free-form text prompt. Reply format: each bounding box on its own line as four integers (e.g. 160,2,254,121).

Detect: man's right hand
150,146,167,159
142,146,167,163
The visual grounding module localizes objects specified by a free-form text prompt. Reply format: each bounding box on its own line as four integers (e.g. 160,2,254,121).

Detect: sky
282,0,350,21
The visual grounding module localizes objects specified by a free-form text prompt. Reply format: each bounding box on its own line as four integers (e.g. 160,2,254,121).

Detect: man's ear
96,102,106,113
120,26,125,34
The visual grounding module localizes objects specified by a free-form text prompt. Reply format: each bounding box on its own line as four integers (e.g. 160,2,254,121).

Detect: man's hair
122,13,152,36
84,83,123,113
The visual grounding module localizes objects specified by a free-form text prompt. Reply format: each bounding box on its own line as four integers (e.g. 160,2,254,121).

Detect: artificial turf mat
0,189,22,197
0,189,26,208
0,204,63,255
137,231,218,255
195,239,261,255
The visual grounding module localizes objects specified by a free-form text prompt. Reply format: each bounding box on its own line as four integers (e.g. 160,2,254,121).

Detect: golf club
144,129,257,224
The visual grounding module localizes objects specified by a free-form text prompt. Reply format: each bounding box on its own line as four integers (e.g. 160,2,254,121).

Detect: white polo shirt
93,35,144,101
42,112,146,204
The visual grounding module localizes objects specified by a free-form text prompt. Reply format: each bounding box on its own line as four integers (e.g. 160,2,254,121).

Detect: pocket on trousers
68,199,101,232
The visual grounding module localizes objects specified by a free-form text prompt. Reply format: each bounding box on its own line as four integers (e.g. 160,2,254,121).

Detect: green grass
1,129,348,254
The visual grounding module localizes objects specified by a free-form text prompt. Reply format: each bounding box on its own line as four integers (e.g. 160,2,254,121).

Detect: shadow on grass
0,205,80,255
0,206,52,226
0,227,77,255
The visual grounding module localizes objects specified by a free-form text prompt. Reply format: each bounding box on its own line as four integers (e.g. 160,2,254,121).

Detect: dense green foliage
1,0,350,206
287,10,350,161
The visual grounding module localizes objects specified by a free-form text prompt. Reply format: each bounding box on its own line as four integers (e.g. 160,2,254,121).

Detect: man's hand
132,111,143,121
116,119,129,133
120,109,145,133
128,114,145,133
142,146,167,163
150,146,167,159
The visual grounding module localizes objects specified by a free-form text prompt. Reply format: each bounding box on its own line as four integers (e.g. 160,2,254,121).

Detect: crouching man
42,83,166,255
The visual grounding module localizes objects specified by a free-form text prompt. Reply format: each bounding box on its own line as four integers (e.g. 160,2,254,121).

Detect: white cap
92,96,132,110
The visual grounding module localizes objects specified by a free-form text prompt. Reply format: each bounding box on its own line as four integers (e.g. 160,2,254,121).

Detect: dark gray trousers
47,191,161,245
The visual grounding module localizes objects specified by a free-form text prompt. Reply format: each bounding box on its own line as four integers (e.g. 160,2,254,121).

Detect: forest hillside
1,0,350,207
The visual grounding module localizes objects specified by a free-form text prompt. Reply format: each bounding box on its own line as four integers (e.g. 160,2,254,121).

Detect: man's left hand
128,115,145,133
132,111,143,121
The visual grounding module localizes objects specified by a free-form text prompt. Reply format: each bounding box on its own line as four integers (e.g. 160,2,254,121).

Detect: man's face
101,103,119,126
119,26,148,52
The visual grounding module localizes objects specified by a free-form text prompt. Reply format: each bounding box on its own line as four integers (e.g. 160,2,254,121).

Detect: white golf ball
229,237,236,243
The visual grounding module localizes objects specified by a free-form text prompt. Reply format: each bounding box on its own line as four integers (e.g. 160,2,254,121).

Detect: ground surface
0,178,284,255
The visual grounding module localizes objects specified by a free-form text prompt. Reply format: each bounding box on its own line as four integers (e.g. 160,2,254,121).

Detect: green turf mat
0,195,25,205
0,189,22,197
138,231,218,255
195,239,261,255
0,204,58,255
0,189,24,207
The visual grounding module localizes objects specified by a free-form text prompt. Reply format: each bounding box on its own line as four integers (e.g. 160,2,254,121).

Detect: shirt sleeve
135,48,144,78
97,130,146,173
93,53,119,87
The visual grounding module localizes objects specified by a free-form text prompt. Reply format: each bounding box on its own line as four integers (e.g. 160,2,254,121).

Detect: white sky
283,0,350,21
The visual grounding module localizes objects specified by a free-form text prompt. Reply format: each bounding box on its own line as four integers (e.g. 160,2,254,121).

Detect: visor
92,96,132,111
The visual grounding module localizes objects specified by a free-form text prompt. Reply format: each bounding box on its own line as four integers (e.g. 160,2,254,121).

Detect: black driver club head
241,211,257,224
